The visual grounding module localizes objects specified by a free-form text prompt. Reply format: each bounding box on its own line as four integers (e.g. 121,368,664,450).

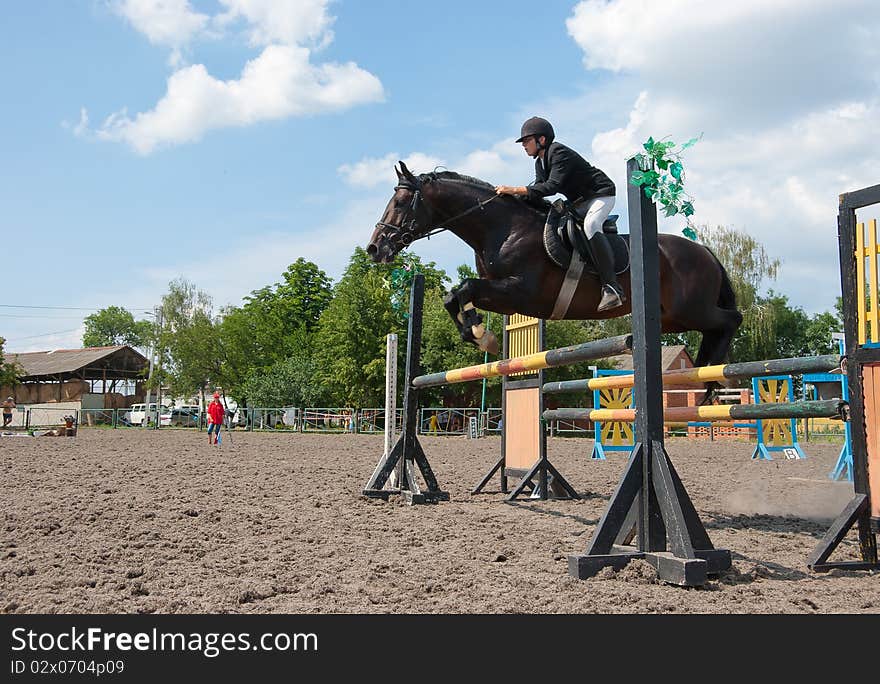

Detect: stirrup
597,285,624,312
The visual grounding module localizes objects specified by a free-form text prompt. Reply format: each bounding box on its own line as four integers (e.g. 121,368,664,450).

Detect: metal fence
15,405,846,445
300,408,355,433
357,408,403,434
418,407,482,436
482,408,502,434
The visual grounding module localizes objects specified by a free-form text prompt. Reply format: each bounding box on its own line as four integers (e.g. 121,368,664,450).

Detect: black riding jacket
526,141,615,204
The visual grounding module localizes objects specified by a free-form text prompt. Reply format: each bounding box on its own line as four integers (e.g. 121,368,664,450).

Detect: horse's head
367,161,434,264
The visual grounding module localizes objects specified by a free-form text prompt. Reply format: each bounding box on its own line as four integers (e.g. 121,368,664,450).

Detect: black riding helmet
516,116,555,147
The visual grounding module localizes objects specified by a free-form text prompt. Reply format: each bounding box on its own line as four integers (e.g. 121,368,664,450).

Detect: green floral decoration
630,135,702,240
384,255,419,318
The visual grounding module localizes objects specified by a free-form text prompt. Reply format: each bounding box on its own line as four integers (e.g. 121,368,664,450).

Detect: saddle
542,200,630,274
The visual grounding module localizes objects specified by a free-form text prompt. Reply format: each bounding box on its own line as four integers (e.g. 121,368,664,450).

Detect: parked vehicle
128,403,172,427
169,406,200,427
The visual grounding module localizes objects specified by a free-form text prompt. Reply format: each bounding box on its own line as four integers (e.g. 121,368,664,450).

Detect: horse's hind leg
693,308,743,404
694,307,743,367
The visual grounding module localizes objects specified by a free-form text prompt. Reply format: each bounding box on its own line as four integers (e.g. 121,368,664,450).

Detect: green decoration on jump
630,134,702,240
384,254,419,318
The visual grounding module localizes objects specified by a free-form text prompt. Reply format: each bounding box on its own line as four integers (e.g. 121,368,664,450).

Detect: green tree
82,306,151,348
0,337,21,388
763,292,841,358
314,248,447,408
154,279,219,400
240,329,326,407
216,258,333,396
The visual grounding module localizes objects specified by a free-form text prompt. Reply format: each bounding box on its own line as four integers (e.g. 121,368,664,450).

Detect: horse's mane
420,170,549,217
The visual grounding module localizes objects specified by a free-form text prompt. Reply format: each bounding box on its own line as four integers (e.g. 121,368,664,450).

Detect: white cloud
215,0,334,48
567,0,880,128
555,0,880,314
92,0,384,153
96,45,384,154
337,141,531,191
112,0,210,48
338,153,446,188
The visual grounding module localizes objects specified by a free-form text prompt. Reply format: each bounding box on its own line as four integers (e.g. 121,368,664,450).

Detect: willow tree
659,225,780,364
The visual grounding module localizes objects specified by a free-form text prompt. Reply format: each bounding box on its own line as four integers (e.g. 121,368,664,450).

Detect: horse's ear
395,162,404,181
399,161,416,183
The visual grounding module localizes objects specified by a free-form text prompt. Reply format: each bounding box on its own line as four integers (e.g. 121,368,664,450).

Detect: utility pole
143,306,161,429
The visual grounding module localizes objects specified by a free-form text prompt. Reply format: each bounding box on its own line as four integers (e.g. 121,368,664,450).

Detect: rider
495,116,625,312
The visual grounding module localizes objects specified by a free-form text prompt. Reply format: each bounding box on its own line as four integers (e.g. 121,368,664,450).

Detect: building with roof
0,346,149,422
605,344,697,376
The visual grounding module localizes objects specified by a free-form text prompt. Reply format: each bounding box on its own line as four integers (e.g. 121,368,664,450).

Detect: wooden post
568,158,731,586
363,275,449,505
809,184,880,571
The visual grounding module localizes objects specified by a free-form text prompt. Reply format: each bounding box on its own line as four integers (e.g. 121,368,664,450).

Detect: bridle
374,174,499,250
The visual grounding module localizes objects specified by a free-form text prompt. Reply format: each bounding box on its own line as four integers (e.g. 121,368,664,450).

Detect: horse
367,161,743,371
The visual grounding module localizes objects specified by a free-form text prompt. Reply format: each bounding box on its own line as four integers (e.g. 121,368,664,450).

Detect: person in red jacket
206,391,226,445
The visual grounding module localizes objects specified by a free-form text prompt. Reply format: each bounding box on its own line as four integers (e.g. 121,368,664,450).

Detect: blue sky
2,0,879,352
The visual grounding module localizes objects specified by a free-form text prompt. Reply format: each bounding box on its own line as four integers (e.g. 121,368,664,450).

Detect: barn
0,346,149,427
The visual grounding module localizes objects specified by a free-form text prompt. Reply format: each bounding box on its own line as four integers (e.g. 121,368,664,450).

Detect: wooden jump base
808,185,880,572
365,275,616,503
562,159,733,586
363,275,449,504
750,375,805,460
542,353,841,394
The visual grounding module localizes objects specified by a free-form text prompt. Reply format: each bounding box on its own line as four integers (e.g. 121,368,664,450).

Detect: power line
0,304,154,311
5,328,83,342
0,314,87,319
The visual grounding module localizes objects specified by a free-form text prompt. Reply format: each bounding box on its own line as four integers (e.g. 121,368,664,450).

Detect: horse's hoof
476,331,499,356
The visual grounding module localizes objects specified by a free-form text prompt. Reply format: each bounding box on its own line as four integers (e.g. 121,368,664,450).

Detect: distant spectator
428,412,439,435
2,396,15,428
206,392,225,445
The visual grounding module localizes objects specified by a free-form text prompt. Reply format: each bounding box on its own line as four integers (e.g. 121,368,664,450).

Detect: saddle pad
543,213,631,274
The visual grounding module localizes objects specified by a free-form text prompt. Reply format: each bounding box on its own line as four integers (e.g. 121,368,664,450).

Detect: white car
128,403,172,426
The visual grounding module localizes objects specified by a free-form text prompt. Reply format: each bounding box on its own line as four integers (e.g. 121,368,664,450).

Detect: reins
422,192,500,238
375,174,501,246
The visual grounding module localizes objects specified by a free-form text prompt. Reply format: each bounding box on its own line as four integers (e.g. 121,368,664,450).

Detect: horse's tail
705,247,739,312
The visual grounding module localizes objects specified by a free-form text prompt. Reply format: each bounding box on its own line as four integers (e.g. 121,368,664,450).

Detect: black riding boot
585,231,625,312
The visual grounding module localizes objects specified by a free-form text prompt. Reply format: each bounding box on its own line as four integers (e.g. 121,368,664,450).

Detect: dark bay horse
367,162,742,368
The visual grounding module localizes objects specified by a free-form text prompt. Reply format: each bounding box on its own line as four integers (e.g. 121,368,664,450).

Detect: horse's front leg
444,287,497,353
442,289,476,344
452,277,526,356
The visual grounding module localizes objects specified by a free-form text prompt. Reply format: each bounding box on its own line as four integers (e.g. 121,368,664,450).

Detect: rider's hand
495,185,520,196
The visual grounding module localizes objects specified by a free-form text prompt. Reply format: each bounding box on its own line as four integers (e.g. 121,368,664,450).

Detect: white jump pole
385,333,398,489
384,333,398,456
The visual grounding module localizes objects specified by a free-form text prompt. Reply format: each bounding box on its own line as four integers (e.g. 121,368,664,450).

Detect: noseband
374,174,499,250
374,177,434,248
